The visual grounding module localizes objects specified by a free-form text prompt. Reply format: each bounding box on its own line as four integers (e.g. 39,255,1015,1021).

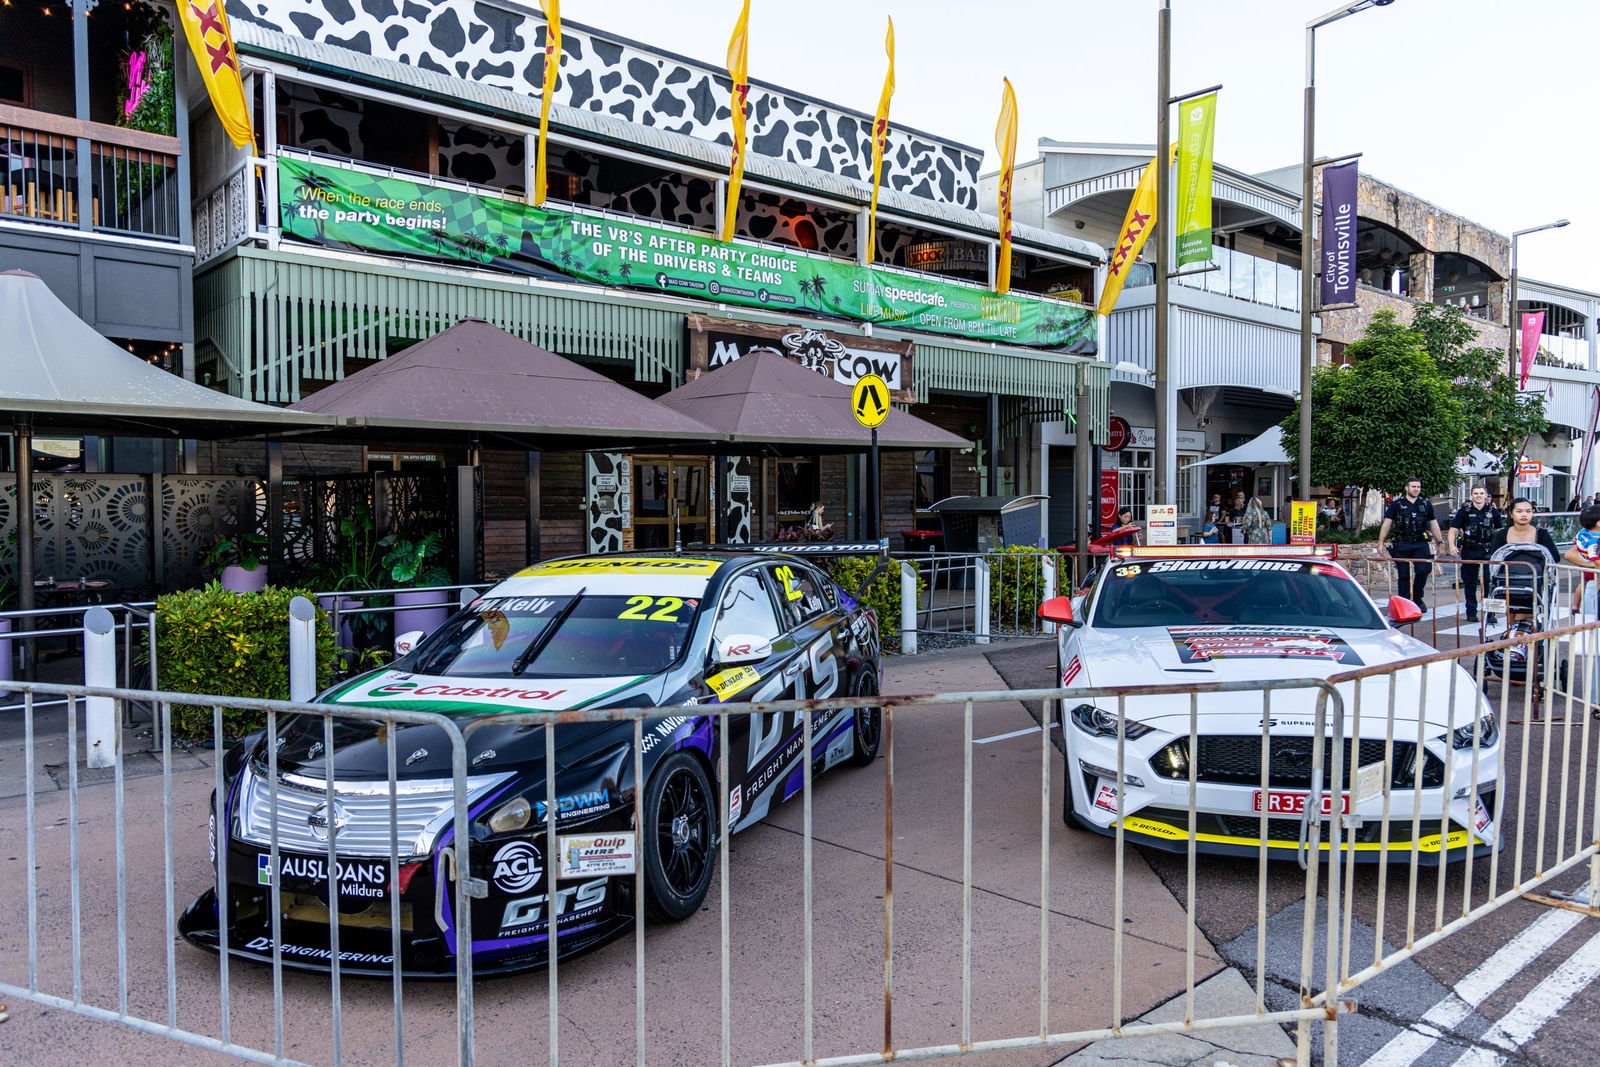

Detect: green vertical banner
1174,92,1217,268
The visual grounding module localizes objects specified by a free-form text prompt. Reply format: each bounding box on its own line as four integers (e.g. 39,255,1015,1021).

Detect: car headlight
487,796,532,833
1449,714,1499,750
1069,703,1155,740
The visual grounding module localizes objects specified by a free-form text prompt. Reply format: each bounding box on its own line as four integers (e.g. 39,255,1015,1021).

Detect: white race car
1038,545,1499,864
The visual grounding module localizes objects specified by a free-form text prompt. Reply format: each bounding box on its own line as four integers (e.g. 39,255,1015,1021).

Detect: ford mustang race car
180,545,883,976
1038,545,1499,864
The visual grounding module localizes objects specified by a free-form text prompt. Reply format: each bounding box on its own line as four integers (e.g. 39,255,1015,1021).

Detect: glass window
712,573,782,645
915,449,951,512
407,593,701,679
771,562,830,628
1092,560,1384,630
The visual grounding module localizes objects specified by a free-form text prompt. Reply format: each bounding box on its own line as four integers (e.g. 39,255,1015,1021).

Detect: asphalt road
985,634,1600,1067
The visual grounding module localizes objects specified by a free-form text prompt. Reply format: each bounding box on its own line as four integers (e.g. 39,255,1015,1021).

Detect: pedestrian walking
1244,496,1272,544
1447,484,1502,623
1378,477,1449,611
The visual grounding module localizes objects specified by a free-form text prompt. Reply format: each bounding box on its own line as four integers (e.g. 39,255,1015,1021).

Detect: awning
655,351,970,452
1182,426,1291,469
288,317,726,449
0,269,333,436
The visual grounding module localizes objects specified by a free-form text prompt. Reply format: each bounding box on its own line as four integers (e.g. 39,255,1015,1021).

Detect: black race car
180,545,884,976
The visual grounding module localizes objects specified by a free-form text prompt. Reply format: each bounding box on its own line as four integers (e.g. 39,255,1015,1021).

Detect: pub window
768,458,821,530
914,449,951,512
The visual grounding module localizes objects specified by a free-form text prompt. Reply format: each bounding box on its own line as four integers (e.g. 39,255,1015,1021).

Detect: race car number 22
617,595,684,621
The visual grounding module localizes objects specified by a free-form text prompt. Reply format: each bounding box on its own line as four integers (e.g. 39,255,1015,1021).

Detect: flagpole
1153,0,1173,513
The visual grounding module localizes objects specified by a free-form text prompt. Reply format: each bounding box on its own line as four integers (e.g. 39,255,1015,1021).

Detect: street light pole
1300,0,1395,498
1153,0,1173,513
1508,220,1570,382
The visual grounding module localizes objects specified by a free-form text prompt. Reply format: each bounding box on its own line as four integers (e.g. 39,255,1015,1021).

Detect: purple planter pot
318,595,364,663
220,565,269,594
394,588,450,639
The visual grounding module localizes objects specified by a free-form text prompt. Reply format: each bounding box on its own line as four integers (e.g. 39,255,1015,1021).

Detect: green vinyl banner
276,156,1095,353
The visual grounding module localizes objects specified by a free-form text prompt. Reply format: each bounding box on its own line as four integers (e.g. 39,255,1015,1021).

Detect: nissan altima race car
180,545,883,976
1038,545,1499,864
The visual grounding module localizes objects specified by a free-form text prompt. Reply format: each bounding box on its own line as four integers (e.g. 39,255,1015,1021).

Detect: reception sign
277,156,1095,352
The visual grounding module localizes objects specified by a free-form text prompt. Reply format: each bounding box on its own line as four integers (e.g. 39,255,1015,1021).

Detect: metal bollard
1040,556,1058,635
899,561,918,656
288,595,317,703
974,558,991,645
84,606,118,769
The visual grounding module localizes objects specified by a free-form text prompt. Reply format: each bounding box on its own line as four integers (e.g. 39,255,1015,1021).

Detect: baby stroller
1479,541,1560,702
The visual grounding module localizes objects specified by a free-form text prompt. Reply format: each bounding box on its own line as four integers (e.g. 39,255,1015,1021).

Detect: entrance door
633,457,712,549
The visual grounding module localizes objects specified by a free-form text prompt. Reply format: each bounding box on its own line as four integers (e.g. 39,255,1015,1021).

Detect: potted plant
315,501,385,663
381,531,454,637
204,532,269,593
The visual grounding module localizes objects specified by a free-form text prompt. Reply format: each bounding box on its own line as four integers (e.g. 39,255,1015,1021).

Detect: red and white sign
1518,460,1542,475
1103,416,1131,452
1093,783,1119,812
1099,469,1121,532
1253,790,1350,816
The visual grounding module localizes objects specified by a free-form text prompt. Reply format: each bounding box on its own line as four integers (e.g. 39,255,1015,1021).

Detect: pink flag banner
1519,311,1545,388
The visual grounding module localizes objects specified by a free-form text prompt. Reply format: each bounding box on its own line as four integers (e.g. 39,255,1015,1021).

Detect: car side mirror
1387,596,1424,624
395,629,426,656
715,635,771,665
1038,596,1080,627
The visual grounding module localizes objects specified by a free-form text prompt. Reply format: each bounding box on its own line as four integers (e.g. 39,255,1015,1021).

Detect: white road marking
973,722,1059,745
1359,909,1584,1067
1447,923,1600,1067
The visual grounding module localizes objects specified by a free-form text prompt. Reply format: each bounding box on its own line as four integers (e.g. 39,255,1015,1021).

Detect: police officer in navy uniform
1377,477,1449,611
1447,484,1503,623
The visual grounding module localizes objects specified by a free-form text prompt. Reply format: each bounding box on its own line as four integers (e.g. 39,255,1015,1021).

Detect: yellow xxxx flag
178,0,255,150
534,0,562,206
1097,142,1177,317
720,0,752,244
865,17,895,266
994,78,1018,295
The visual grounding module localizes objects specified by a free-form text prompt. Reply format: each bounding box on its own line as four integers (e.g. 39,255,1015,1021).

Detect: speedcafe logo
492,840,543,894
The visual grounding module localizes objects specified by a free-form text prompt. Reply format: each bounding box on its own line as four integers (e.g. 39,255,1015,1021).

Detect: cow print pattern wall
236,0,980,209
586,452,628,554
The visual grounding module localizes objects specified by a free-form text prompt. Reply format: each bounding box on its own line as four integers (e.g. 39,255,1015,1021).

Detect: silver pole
1154,1,1173,511
1299,22,1317,499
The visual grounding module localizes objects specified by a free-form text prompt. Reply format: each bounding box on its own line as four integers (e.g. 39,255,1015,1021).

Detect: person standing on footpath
1447,484,1503,623
1378,477,1449,611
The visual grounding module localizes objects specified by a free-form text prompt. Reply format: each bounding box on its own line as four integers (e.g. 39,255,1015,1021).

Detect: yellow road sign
851,374,890,429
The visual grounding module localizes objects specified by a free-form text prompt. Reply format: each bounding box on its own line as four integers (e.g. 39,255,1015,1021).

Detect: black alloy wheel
847,667,881,766
642,750,716,922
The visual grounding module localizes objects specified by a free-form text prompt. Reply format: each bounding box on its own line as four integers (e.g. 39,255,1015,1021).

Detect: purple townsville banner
1319,161,1359,307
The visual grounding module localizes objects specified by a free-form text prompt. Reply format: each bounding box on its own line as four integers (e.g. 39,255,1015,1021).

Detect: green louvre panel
1080,361,1111,444
200,248,685,403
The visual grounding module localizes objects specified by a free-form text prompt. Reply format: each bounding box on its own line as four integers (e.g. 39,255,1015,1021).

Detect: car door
706,566,800,830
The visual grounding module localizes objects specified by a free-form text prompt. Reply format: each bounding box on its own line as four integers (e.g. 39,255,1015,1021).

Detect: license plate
1253,790,1350,816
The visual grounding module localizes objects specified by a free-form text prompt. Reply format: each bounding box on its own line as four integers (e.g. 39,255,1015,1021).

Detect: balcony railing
0,104,181,241
1125,247,1300,312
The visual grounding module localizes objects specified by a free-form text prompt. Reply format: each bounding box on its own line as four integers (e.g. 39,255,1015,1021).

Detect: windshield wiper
510,587,586,677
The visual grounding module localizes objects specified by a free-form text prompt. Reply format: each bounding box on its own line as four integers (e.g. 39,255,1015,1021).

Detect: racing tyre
1061,765,1092,832
847,667,882,767
642,751,717,922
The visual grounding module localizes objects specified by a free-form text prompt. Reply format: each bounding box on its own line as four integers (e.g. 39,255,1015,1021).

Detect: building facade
1,1,194,474
188,0,1107,573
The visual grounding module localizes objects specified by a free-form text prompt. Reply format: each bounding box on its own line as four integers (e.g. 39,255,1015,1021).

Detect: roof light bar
1112,544,1338,559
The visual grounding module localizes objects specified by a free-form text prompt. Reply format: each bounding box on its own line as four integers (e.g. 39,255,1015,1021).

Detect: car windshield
1091,559,1385,630
407,592,701,678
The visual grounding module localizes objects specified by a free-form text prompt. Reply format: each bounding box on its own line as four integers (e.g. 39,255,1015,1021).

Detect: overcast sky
574,0,1597,292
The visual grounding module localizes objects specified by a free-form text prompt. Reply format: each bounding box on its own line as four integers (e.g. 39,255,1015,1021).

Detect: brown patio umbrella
654,350,970,451
288,317,725,447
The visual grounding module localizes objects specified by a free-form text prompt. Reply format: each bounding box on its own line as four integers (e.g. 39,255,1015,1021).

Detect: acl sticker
491,840,543,894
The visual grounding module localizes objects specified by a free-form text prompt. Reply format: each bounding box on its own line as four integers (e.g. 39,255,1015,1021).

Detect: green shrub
829,556,922,649
1318,523,1382,545
986,545,1054,629
153,582,338,741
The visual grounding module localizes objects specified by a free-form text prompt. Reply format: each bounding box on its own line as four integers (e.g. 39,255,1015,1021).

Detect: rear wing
689,540,892,603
